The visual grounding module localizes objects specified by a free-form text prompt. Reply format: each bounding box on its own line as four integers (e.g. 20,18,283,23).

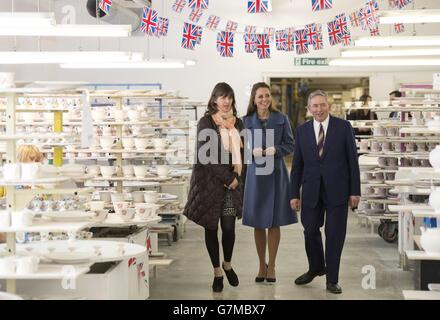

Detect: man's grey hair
307,90,328,107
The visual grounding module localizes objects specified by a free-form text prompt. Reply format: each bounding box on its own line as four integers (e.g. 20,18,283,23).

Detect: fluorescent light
380,10,440,24
61,59,186,69
0,12,55,27
0,24,131,37
329,58,440,66
341,48,440,57
355,36,440,47
185,60,197,66
0,52,144,64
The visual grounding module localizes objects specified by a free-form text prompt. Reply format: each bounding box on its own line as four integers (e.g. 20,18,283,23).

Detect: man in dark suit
290,90,361,294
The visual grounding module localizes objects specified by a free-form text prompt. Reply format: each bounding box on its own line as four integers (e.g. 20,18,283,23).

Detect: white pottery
89,201,105,211
427,115,440,129
0,210,11,228
122,165,134,177
429,145,440,172
420,227,440,254
127,110,141,121
156,165,170,177
100,137,115,149
144,191,159,204
11,210,33,228
91,109,106,121
3,163,21,180
0,257,16,274
16,256,34,275
100,166,115,178
429,187,440,213
113,109,126,121
87,165,101,176
122,137,135,149
99,191,112,203
21,163,41,180
152,138,167,150
132,191,146,203
133,166,148,178
134,138,149,150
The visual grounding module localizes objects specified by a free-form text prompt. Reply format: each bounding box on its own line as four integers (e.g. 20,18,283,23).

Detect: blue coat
242,111,298,229
290,116,361,207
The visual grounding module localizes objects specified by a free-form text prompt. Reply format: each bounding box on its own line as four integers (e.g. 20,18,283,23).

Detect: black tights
204,216,236,268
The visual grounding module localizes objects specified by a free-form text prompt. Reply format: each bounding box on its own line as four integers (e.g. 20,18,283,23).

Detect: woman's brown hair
246,82,278,116
205,82,238,116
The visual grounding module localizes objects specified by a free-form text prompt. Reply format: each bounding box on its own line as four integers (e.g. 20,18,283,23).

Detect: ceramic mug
99,191,112,203
111,193,125,204
359,140,369,151
132,191,146,203
371,141,381,152
381,142,392,152
156,165,170,177
128,110,141,121
134,138,149,151
100,166,115,178
16,256,35,275
373,127,385,137
385,172,396,180
2,163,21,180
133,166,148,178
144,191,159,204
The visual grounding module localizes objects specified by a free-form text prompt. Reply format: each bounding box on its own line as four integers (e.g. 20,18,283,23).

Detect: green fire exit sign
295,58,329,66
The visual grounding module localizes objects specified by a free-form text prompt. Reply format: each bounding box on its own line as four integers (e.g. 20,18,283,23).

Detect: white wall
1,0,440,115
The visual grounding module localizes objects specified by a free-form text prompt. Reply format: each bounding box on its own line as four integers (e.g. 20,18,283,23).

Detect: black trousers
204,215,236,268
301,179,348,284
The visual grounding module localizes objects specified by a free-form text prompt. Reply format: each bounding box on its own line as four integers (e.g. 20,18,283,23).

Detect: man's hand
253,147,264,158
349,196,361,210
228,178,239,190
265,146,276,156
290,199,300,211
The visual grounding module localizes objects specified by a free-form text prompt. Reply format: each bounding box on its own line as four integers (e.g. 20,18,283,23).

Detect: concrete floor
149,213,414,300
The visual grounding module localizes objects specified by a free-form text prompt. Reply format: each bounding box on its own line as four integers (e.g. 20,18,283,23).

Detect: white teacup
156,165,170,177
11,210,33,228
16,256,35,275
87,165,101,176
100,137,116,149
114,201,130,213
111,193,124,204
134,166,148,178
99,191,112,203
0,257,16,274
122,138,135,150
144,191,159,204
121,209,135,222
21,163,41,180
134,138,149,150
122,165,134,177
3,163,21,181
132,191,146,203
134,203,151,218
0,210,11,228
100,166,115,178
89,201,105,211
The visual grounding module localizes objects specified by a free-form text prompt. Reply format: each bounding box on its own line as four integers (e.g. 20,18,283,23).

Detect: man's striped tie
317,124,325,158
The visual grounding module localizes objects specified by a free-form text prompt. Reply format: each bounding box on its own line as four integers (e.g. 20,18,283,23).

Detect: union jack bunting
156,17,169,37
255,34,271,59
395,0,412,9
188,0,209,10
306,23,323,50
370,25,380,36
172,0,187,13
196,25,203,44
275,30,287,51
295,29,309,55
349,11,361,27
247,0,269,13
327,20,342,46
181,22,199,50
141,7,158,36
263,27,275,43
217,31,234,57
99,0,112,14
394,23,405,33
225,21,238,32
189,8,204,23
245,25,257,34
285,32,295,52
335,13,349,34
205,15,220,30
341,32,352,47
357,8,368,31
363,0,379,30
311,0,333,12
243,33,256,53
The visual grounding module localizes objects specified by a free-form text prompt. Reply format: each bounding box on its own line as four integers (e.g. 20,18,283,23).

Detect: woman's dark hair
205,82,237,116
360,94,372,104
246,82,278,116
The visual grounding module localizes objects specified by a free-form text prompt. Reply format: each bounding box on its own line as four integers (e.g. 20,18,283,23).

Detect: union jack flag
349,11,360,27
141,7,158,36
181,22,199,50
172,0,186,13
327,20,342,46
244,33,256,53
245,25,257,34
156,17,169,37
189,8,204,23
341,32,352,47
394,23,405,33
370,25,380,36
395,0,412,9
188,0,209,10
217,31,234,57
364,1,379,30
247,0,269,13
99,0,112,14
205,15,220,30
225,21,238,32
285,32,295,52
388,0,397,8
335,13,349,34
275,31,287,51
264,27,275,43
311,0,333,12
306,23,323,50
255,34,271,59
295,29,309,55
196,25,203,44
357,8,368,30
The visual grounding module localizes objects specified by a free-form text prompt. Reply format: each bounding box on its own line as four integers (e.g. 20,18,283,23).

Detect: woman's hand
253,147,264,157
228,178,239,190
264,146,276,156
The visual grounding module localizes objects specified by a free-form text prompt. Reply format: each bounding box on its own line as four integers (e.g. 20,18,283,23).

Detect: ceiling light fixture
0,52,144,64
379,9,440,24
0,24,132,37
341,48,440,57
0,12,55,27
355,36,440,47
329,58,440,66
60,59,195,69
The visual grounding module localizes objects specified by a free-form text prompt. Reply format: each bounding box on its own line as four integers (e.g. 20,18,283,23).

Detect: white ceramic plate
41,211,95,222
158,193,179,201
45,252,96,264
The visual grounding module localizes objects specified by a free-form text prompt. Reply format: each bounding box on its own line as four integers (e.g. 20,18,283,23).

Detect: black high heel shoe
255,264,267,283
212,276,224,292
266,265,276,283
222,263,239,287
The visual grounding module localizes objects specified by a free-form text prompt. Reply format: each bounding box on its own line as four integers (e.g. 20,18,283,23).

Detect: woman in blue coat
242,82,298,283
